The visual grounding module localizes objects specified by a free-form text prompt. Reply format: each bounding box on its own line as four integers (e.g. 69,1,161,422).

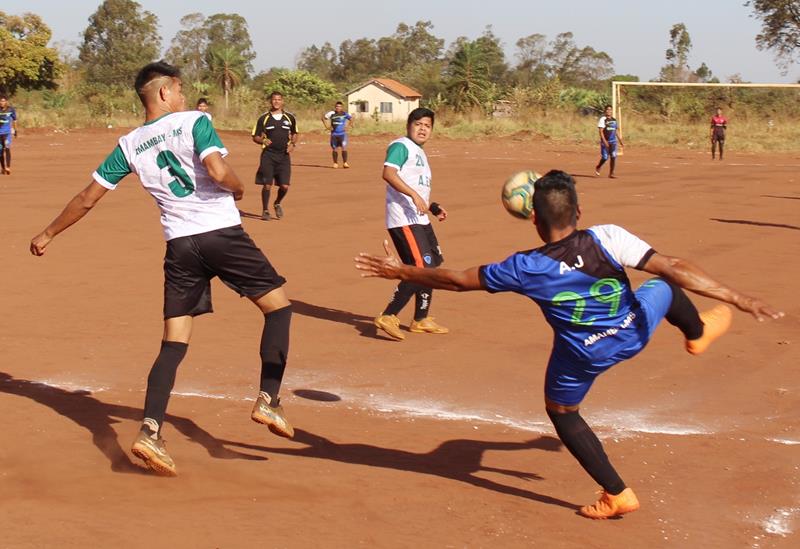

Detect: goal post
611,81,800,137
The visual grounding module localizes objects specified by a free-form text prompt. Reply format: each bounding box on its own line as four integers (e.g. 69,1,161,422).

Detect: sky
2,0,796,83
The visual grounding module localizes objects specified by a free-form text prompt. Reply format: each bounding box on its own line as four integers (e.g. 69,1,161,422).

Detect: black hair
407,107,435,127
533,170,579,231
196,97,209,106
134,61,181,102
335,101,343,106
269,91,283,99
0,94,7,100
604,104,612,110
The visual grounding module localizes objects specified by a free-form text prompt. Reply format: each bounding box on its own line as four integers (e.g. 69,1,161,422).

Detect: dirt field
1,127,798,548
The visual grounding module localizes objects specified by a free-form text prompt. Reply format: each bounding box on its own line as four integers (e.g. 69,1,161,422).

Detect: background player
0,94,18,175
322,101,353,168
710,107,727,160
196,97,212,121
594,105,623,178
29,62,295,476
356,169,783,518
372,108,449,341
252,91,298,221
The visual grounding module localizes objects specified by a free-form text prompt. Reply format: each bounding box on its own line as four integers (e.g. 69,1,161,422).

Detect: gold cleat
374,314,405,340
409,317,449,334
251,394,294,438
131,430,177,476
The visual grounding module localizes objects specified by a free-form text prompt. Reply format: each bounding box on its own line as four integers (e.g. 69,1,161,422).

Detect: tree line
1,0,799,120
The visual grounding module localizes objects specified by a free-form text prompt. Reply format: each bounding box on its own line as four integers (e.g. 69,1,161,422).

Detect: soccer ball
501,170,539,219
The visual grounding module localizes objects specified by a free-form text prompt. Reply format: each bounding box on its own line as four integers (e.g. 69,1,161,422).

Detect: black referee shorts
387,223,443,268
163,225,286,319
255,150,291,186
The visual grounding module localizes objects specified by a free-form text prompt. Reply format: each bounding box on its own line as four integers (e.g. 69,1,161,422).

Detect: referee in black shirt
252,91,298,220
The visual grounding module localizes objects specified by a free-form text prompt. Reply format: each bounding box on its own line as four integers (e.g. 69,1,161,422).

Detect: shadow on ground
710,218,800,231
0,371,266,474
225,428,577,511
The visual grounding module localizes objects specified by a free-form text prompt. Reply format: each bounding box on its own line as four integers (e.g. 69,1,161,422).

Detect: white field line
20,378,793,443
762,507,800,537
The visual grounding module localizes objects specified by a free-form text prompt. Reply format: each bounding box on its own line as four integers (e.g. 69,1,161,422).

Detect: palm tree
207,46,243,109
445,41,492,112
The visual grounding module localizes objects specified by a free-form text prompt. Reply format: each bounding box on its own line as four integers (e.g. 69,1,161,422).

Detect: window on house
380,102,393,114
356,101,369,113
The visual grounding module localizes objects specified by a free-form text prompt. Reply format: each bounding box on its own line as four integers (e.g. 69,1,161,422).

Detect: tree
296,42,338,80
79,0,160,87
0,11,60,94
513,33,548,85
659,23,692,81
268,69,339,104
164,13,207,83
208,46,243,108
202,14,256,78
394,21,444,65
746,0,800,70
337,38,379,83
474,26,508,83
444,41,493,111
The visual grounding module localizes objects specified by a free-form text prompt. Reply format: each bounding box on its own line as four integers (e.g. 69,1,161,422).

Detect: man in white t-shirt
372,108,449,341
30,62,295,476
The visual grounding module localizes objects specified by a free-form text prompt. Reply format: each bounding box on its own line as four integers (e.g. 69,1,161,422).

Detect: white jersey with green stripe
92,111,240,241
383,136,432,229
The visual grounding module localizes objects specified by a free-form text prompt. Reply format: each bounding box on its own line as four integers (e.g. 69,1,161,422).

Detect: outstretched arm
642,253,783,321
30,181,109,256
355,240,483,291
203,151,244,200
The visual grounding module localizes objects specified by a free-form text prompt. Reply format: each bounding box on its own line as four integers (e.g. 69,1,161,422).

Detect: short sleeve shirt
252,111,298,153
383,136,432,229
93,111,240,241
324,111,352,135
479,225,656,361
0,107,16,134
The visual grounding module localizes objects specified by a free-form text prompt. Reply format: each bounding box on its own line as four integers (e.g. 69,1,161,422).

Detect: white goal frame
611,81,800,132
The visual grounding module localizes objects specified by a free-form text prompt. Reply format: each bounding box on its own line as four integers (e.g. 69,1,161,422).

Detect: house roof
346,78,422,99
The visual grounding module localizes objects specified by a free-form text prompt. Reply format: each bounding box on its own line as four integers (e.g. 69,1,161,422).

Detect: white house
345,78,422,122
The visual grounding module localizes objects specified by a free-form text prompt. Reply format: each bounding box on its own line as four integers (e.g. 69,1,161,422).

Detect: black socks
143,340,188,434
261,186,271,212
547,409,626,495
260,305,292,402
275,186,288,204
663,280,703,340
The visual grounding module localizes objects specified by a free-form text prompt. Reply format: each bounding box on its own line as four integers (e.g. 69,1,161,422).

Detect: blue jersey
325,111,351,136
0,107,16,135
480,225,656,363
598,115,618,143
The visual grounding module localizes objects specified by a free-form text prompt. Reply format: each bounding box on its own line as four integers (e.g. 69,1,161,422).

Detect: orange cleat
686,304,732,355
579,488,640,519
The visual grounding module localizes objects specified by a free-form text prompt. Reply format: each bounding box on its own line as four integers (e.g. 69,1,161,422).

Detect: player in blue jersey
0,95,18,175
322,101,353,168
595,105,623,178
30,62,295,476
356,169,783,519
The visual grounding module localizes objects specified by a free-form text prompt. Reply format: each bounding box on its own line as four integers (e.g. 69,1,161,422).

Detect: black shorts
163,225,286,319
387,223,443,268
712,129,725,142
255,150,291,186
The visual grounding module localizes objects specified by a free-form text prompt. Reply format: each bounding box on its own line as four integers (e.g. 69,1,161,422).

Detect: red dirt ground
1,128,798,548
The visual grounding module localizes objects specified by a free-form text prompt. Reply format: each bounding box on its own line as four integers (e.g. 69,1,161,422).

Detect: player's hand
734,295,785,322
355,240,403,280
30,231,53,256
411,193,428,216
435,207,448,221
287,142,296,153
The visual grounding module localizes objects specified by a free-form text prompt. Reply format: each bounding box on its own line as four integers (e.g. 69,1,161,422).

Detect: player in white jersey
30,62,295,476
373,108,449,341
